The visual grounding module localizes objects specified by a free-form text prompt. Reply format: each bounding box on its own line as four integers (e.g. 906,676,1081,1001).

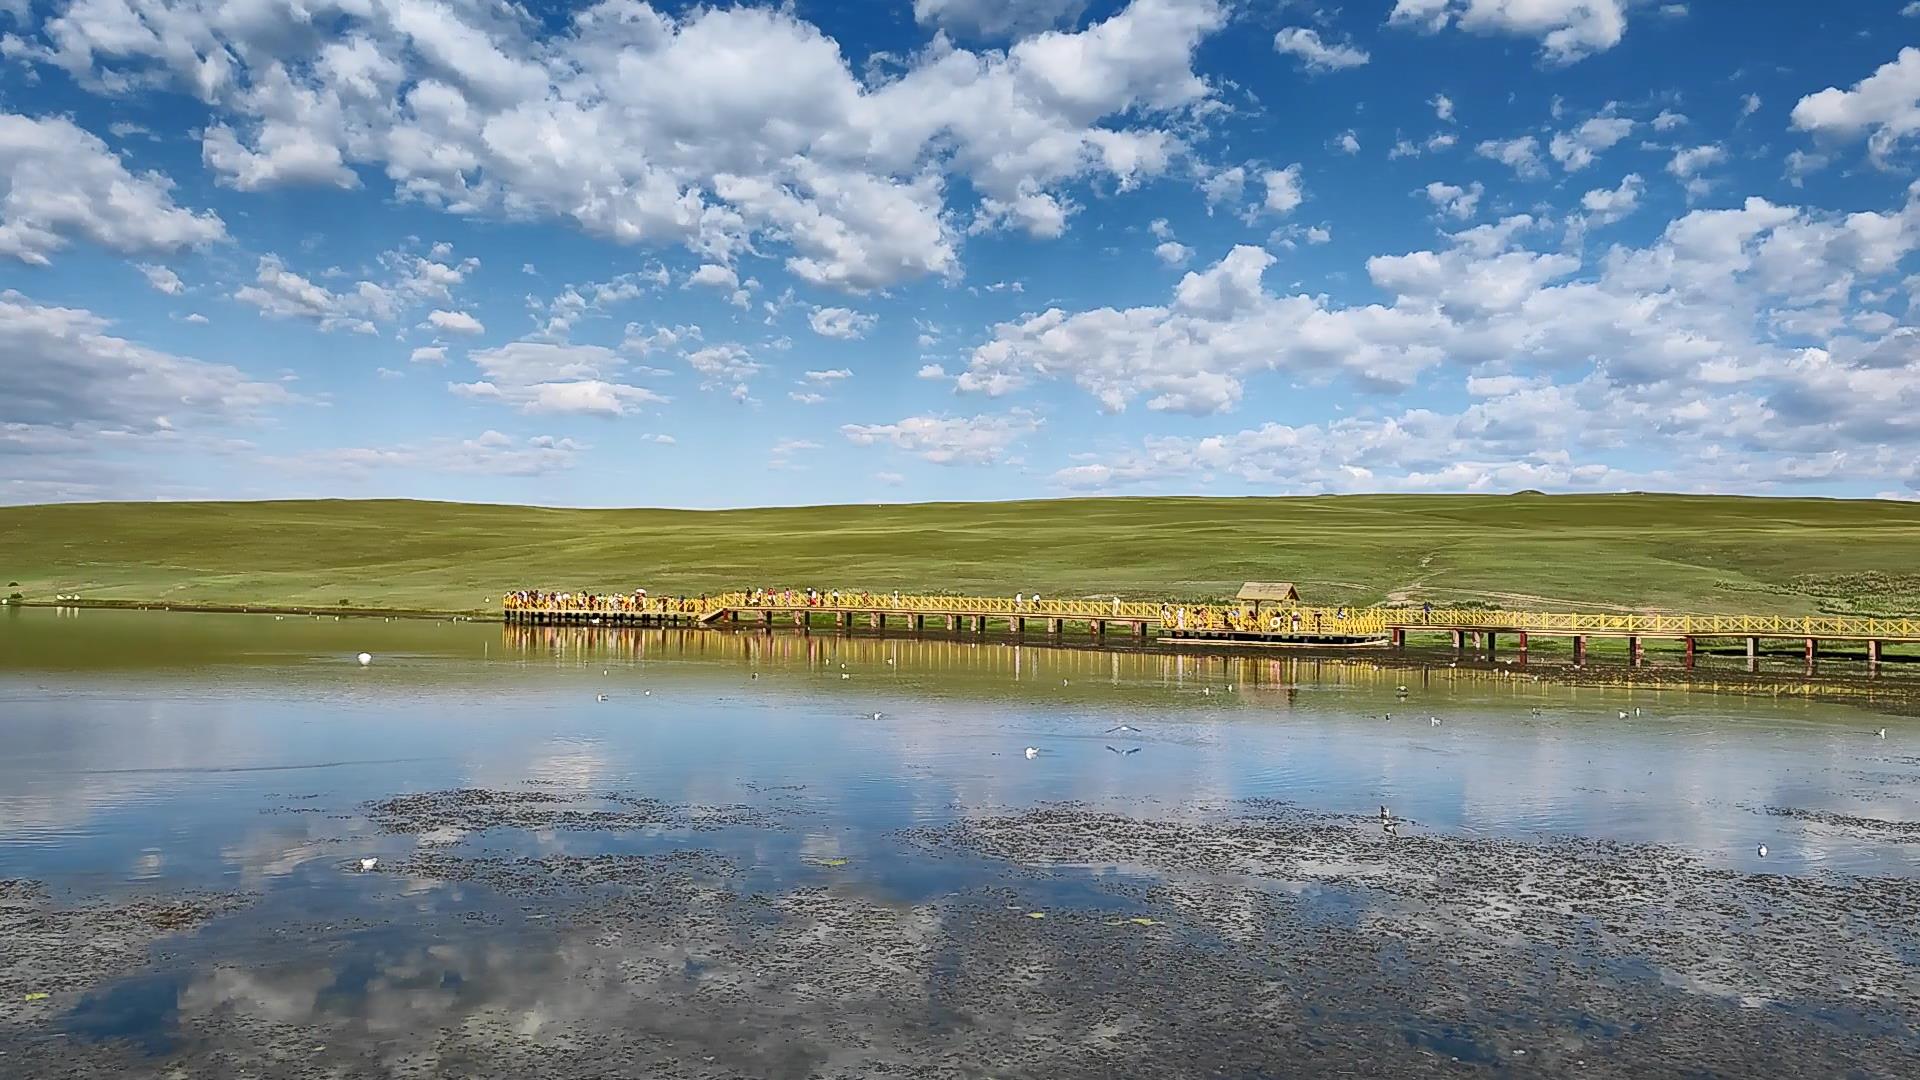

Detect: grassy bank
3,495,1919,617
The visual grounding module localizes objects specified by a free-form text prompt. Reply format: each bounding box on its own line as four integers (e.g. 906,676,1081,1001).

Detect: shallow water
4,607,1919,1076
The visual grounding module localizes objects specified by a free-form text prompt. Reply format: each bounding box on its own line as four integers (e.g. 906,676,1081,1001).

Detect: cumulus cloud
453,341,667,416
1389,0,1628,65
426,309,484,335
1548,116,1633,171
235,246,479,335
1476,135,1546,179
1422,180,1483,220
410,345,448,365
841,411,1040,465
137,263,184,295
958,181,1920,488
808,306,876,340
1791,47,1920,166
1155,240,1194,265
1272,27,1370,72
13,0,1230,291
0,111,225,265
1262,164,1304,214
1578,173,1643,224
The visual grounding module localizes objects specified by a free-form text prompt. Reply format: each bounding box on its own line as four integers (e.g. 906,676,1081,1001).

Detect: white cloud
803,368,853,382
960,182,1920,470
1739,92,1761,119
1335,130,1361,154
1578,173,1643,224
279,431,587,478
912,0,1086,39
410,346,448,365
840,412,1039,464
1389,0,1629,65
0,289,290,434
453,341,667,416
426,309,484,336
1476,135,1546,179
1791,47,1920,165
1198,164,1246,212
686,263,739,291
1667,143,1725,178
1785,149,1830,187
0,112,225,265
1422,180,1483,220
1432,93,1455,121
183,312,209,325
808,306,876,340
1548,116,1633,171
137,263,184,295
1652,109,1688,131
788,391,826,405
1272,27,1370,72
1155,240,1194,266
916,363,950,379
235,246,478,335
22,0,1230,291
1262,164,1304,214
684,343,763,388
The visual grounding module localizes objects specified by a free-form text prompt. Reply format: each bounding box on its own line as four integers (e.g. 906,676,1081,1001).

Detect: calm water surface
4,605,1917,889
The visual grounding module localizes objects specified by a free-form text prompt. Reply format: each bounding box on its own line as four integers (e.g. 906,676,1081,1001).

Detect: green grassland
3,494,1919,617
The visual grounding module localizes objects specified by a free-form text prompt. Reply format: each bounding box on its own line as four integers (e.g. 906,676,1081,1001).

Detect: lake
3,606,1918,1077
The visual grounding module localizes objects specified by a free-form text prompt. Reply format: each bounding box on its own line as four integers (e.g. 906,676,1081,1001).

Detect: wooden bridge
502,590,1919,667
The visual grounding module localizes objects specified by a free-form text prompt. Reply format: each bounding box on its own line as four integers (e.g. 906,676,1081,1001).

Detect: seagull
1430,716,1441,726
1024,746,1040,759
643,690,652,696
1757,844,1768,858
1382,820,1399,837
1530,708,1542,717
1396,685,1409,695
602,669,609,676
1062,679,1070,686
1105,724,1141,734
841,673,852,680
596,694,607,702
358,858,378,872
1384,713,1392,721
1202,688,1212,696
1878,728,1888,739
1105,745,1141,756
887,658,896,665
870,712,883,720
751,673,758,679
1617,711,1629,719
1633,708,1643,717
357,652,372,666
1379,805,1391,821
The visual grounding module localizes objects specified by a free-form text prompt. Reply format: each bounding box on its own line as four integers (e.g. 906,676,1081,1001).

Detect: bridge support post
1746,636,1758,662
974,615,987,634
1094,620,1106,638
1869,639,1884,665
1516,631,1528,654
947,615,959,632
1451,629,1464,651
1135,621,1148,639
1391,628,1405,648
1805,637,1817,663
1684,636,1696,668
869,612,882,630
1572,635,1585,664
1486,632,1497,659
1628,636,1642,665
914,614,926,632
835,611,849,630
794,611,808,632
1047,618,1062,635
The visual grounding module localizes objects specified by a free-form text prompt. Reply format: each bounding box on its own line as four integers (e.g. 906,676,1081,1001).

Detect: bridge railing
502,592,1919,640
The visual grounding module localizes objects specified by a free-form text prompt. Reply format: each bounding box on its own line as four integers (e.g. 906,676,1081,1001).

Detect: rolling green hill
3,495,1919,617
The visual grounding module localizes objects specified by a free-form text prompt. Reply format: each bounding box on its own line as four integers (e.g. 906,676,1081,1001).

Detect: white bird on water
357,652,372,666
1757,844,1768,858
359,858,378,872
596,694,607,702
1106,724,1141,734
1430,716,1441,726
841,673,852,680
1617,710,1629,720
1878,728,1888,739
1024,746,1040,759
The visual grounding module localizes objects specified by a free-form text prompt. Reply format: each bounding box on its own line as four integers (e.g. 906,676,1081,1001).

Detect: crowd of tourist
503,588,1372,636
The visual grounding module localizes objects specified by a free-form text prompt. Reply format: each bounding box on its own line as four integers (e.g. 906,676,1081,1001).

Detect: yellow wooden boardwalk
503,589,1920,662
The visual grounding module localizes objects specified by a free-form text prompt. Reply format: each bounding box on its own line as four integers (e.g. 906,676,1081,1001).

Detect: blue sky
3,0,1919,506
